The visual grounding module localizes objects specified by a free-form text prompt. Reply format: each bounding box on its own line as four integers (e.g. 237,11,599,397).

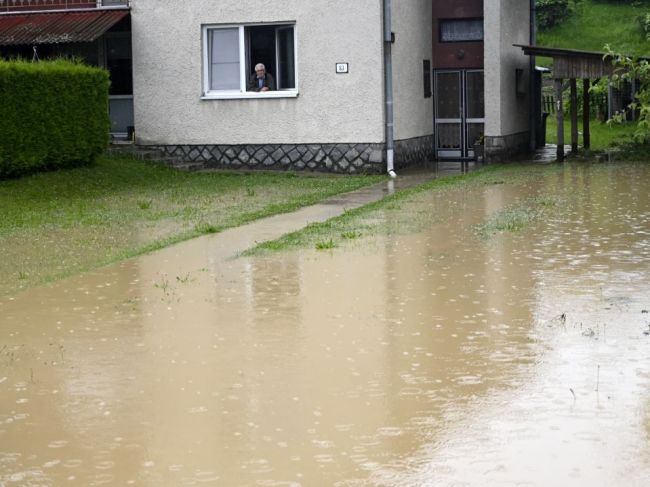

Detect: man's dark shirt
247,73,276,92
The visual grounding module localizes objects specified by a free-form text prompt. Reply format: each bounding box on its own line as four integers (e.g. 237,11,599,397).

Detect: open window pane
247,25,276,86
210,28,240,90
277,27,295,89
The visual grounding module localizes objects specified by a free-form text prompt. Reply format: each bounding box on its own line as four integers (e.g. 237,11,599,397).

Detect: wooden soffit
516,44,615,79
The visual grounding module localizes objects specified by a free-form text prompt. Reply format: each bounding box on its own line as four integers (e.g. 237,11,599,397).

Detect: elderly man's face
255,66,266,79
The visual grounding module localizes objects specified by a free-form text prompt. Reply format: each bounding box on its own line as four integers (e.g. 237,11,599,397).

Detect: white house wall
392,0,433,142
484,0,530,160
130,0,385,147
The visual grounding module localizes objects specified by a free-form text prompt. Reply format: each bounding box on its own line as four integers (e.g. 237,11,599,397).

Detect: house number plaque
336,63,349,74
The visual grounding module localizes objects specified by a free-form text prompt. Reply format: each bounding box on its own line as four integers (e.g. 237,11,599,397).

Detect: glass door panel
436,72,461,119
438,124,462,150
435,71,462,158
465,70,485,157
466,123,484,150
465,71,484,119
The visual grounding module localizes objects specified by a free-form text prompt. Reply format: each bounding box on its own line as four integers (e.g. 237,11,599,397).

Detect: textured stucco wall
483,0,530,138
391,0,433,141
130,0,385,145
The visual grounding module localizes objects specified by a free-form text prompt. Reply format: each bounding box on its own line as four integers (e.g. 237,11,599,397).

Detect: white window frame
202,22,299,100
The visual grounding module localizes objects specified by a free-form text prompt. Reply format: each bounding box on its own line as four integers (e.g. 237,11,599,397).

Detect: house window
439,18,483,42
203,23,297,99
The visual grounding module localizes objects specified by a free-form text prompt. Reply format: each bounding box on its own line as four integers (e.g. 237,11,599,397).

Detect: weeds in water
154,277,171,294
176,273,193,284
341,231,361,240
137,199,152,210
315,239,336,250
475,195,559,238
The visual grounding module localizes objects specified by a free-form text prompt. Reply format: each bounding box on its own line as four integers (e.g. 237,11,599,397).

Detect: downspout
529,0,537,150
383,0,397,178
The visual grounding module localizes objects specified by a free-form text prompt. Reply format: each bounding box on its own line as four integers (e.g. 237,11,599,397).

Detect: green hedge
0,59,110,179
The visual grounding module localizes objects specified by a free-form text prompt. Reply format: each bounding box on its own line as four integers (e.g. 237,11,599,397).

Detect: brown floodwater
1,163,650,486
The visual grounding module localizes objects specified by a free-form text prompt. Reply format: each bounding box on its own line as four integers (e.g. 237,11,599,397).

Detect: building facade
0,0,532,173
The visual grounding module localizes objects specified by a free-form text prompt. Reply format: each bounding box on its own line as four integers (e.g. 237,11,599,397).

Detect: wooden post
583,79,591,149
555,78,564,162
570,79,578,153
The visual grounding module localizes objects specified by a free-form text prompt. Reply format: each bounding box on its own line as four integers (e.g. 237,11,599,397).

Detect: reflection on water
1,163,650,486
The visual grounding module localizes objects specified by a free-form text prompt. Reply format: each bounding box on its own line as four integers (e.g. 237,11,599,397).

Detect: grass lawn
0,155,384,296
545,116,637,150
536,0,648,67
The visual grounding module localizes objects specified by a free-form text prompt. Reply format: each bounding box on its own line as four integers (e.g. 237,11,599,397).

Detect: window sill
201,91,299,100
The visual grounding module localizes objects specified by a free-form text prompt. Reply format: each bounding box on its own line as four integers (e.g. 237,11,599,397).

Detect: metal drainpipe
383,0,397,178
529,0,537,151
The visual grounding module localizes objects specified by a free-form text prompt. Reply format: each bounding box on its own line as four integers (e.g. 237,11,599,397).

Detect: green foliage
537,0,649,61
0,59,110,179
537,0,572,29
604,45,650,143
315,239,336,250
640,12,650,40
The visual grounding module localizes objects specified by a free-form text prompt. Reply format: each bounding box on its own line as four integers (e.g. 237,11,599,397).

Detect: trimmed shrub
0,59,110,179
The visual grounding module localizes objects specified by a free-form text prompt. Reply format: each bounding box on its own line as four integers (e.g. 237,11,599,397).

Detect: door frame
103,30,134,139
434,69,484,160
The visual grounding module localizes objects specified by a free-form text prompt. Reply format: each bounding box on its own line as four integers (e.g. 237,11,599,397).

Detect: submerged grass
243,163,560,256
474,195,559,239
0,154,384,295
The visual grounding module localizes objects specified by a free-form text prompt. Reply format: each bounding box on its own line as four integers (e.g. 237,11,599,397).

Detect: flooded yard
1,162,649,486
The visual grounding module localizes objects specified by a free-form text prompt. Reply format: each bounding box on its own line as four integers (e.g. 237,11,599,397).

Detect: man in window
247,63,276,92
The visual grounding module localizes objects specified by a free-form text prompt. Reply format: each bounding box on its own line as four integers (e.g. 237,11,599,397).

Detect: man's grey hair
255,63,266,71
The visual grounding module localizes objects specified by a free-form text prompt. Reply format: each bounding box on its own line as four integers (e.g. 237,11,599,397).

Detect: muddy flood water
1,162,650,486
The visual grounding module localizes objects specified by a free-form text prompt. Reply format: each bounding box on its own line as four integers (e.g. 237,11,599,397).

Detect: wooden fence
543,94,608,120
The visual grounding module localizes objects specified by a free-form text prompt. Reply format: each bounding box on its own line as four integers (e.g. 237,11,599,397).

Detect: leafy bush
605,45,650,143
0,59,110,179
537,0,572,29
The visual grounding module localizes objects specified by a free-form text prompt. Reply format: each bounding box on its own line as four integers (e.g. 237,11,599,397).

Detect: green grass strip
242,163,557,256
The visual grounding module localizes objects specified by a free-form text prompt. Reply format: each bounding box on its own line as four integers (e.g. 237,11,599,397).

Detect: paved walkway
166,147,555,260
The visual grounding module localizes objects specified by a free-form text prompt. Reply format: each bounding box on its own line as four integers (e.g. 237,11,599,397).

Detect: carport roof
0,9,128,46
515,44,616,79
